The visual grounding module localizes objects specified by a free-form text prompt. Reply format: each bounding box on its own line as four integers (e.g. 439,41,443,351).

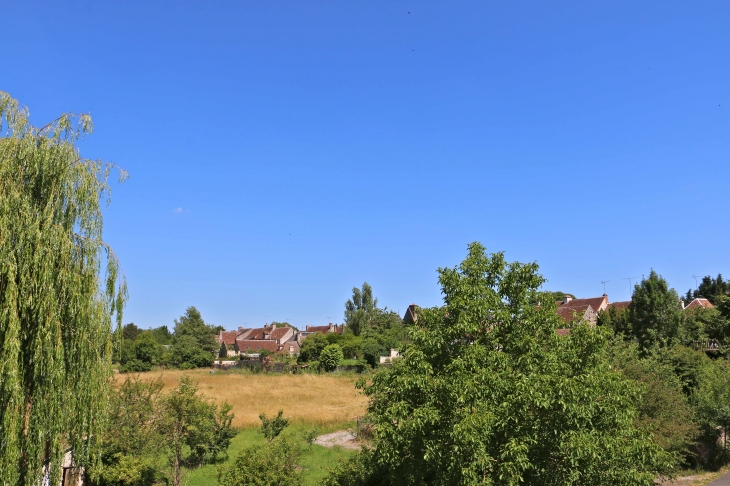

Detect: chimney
329,322,334,331
563,296,573,304
680,298,685,310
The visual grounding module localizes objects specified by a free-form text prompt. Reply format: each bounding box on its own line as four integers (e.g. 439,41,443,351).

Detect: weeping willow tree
0,92,127,486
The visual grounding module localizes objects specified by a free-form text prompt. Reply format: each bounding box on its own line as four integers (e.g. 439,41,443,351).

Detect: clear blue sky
4,1,729,330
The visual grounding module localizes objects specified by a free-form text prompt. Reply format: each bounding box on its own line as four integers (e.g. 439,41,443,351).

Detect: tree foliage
158,375,236,486
628,271,683,351
320,344,344,371
686,274,730,306
218,438,302,486
90,375,234,486
259,410,290,442
0,92,128,485
329,243,672,486
89,377,164,486
173,306,218,354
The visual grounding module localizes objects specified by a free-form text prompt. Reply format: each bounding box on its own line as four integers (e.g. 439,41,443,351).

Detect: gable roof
304,324,344,334
235,339,280,353
271,327,292,341
403,304,418,325
556,305,595,324
685,298,715,310
217,331,240,346
557,295,608,313
608,301,631,311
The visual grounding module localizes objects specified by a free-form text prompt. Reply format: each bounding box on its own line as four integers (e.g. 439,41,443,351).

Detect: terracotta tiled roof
608,301,631,311
217,331,240,345
555,328,571,337
305,325,332,333
245,325,274,340
558,296,608,313
235,339,280,353
271,327,291,341
556,305,594,324
685,298,715,310
304,324,343,334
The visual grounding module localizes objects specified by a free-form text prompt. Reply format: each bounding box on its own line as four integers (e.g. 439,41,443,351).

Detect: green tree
0,92,127,486
173,306,218,354
171,335,214,369
608,340,697,461
123,323,141,341
89,377,164,486
149,325,172,345
628,271,683,351
218,438,302,486
320,344,344,371
597,304,631,337
345,283,376,336
134,332,161,365
687,274,730,305
298,332,329,363
158,375,235,486
259,410,289,442
361,339,385,368
329,243,671,485
694,359,730,466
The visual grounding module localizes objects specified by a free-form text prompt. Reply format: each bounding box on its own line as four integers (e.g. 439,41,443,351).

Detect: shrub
218,438,302,486
319,344,344,372
259,410,289,442
119,359,152,373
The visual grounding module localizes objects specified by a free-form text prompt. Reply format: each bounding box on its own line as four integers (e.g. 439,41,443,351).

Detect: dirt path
314,430,360,450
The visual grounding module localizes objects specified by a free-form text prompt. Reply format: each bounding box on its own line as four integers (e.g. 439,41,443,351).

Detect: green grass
186,422,357,486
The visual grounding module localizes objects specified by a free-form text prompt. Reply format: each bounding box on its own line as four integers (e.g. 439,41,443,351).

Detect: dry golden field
114,369,368,428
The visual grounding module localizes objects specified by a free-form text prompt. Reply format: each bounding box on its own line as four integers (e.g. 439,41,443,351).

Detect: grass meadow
114,368,368,484
186,422,358,486
115,368,368,428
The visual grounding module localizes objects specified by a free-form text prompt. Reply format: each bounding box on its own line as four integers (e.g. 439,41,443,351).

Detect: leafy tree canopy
218,438,302,486
123,322,141,341
329,243,671,486
149,325,172,345
320,344,344,371
171,335,214,369
628,270,683,351
259,410,290,442
173,306,218,354
686,274,730,306
0,92,127,486
298,332,330,363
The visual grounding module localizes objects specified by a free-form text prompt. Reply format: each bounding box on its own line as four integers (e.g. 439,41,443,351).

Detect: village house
216,322,346,358
682,298,715,310
299,322,344,340
555,294,609,326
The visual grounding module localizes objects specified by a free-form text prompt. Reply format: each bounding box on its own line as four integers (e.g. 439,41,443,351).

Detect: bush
119,359,152,373
319,344,344,371
218,438,302,486
361,339,385,368
298,333,329,363
171,335,214,369
259,410,289,442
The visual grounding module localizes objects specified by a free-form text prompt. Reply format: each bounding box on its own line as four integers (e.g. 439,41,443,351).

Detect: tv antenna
692,275,701,291
622,277,639,296
601,280,610,294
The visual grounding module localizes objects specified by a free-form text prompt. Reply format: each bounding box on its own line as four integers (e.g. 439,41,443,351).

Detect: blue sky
3,1,729,330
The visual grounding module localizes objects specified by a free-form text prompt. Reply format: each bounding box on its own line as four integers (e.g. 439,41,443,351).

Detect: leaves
0,91,127,486
329,243,672,486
